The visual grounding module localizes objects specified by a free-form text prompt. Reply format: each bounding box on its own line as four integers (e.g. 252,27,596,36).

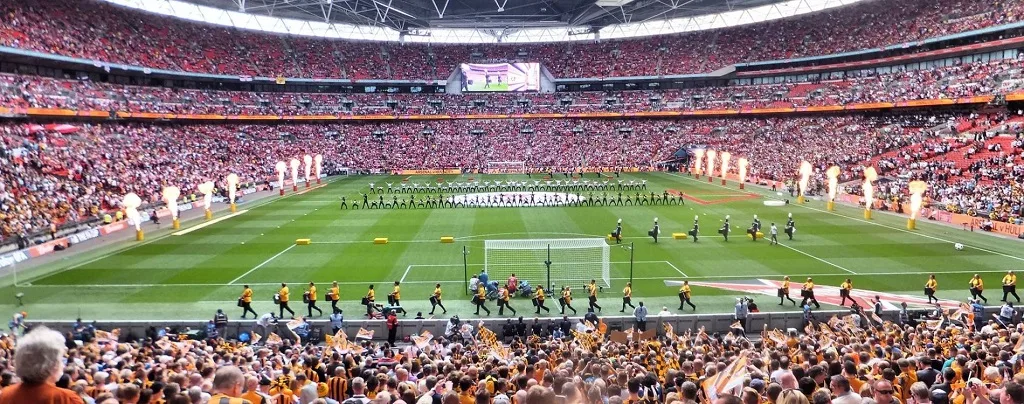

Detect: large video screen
459,63,540,92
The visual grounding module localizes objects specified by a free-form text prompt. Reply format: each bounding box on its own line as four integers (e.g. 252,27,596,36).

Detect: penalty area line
228,244,296,285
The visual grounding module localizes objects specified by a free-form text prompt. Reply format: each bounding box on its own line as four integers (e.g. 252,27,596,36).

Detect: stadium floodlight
484,238,610,291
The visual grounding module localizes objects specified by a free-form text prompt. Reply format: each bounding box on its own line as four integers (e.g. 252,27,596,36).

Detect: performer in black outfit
649,218,660,243
749,214,762,242
613,219,623,244
785,213,795,240
719,215,730,242
689,215,699,243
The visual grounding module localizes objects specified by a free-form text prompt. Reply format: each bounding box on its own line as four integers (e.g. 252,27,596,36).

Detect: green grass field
466,82,510,92
3,172,1023,321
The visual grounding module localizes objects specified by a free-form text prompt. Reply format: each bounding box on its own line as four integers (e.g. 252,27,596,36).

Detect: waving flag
411,331,433,349
356,328,374,340
702,351,751,400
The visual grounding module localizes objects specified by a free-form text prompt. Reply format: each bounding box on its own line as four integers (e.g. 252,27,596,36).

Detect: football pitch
466,82,510,92
3,172,1023,321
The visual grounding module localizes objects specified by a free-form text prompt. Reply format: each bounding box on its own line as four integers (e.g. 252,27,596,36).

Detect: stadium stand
2,0,1024,78
2,57,1023,115
0,306,1019,404
4,0,1024,402
5,109,1021,242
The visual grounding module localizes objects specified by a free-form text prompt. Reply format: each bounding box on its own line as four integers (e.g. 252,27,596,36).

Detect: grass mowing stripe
665,172,1024,262
228,244,297,285
25,268,1024,288
14,177,345,287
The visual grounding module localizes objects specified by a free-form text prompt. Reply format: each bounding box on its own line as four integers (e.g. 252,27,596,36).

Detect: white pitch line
778,242,856,274
10,179,341,287
456,232,606,240
228,244,296,285
667,172,1024,263
312,240,454,245
172,210,249,236
664,261,689,277
312,236,727,245
400,265,413,283
793,203,1024,263
29,268,1000,289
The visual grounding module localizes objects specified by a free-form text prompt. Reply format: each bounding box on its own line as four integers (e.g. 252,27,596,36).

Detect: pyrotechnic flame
862,167,878,211
693,149,706,175
798,161,813,197
226,174,239,204
720,152,731,178
161,186,180,220
122,192,142,231
198,181,215,210
275,161,287,189
303,155,313,183
826,166,840,202
706,150,718,177
908,180,928,220
290,158,300,186
314,154,323,178
738,158,749,183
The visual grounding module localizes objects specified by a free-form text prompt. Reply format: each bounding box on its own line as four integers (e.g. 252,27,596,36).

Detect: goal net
486,161,527,174
484,238,610,291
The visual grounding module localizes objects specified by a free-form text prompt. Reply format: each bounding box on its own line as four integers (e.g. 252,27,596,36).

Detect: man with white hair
0,326,84,403
343,377,371,404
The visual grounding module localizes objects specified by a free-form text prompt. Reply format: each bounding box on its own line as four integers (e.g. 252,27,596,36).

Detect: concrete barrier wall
33,308,967,343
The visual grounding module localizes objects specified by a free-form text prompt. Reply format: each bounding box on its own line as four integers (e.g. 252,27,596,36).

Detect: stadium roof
104,0,863,43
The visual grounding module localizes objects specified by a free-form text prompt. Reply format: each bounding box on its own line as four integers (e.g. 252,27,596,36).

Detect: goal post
486,161,527,174
483,238,611,291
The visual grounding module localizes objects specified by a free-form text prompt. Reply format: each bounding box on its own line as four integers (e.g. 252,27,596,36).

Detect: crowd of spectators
0,112,957,240
2,56,1022,116
857,112,1024,224
2,0,1024,79
4,297,1024,404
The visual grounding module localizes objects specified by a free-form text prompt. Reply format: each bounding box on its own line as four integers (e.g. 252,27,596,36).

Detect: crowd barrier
31,307,987,344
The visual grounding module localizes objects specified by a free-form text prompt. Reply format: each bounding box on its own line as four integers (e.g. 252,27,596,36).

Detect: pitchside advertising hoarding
459,63,540,92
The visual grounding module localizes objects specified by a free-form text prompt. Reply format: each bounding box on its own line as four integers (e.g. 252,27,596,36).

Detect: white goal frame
483,238,611,290
486,161,527,174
